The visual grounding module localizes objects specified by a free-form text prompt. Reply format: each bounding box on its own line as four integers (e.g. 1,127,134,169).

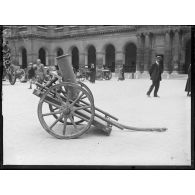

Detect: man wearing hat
146,55,164,97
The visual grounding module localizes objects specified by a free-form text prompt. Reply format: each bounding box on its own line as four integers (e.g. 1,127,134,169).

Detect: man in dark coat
90,63,96,83
185,64,191,96
146,55,164,97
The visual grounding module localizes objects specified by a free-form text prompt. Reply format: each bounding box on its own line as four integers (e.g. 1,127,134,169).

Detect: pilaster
79,52,87,67
96,52,105,69
172,29,181,73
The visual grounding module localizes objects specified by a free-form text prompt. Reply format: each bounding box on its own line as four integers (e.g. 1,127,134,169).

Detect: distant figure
35,59,45,84
27,63,36,89
90,63,96,83
118,64,125,81
185,64,191,97
146,55,164,97
103,64,108,69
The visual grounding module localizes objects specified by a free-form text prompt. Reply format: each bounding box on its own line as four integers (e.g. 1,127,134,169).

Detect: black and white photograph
1,1,195,195
1,25,193,167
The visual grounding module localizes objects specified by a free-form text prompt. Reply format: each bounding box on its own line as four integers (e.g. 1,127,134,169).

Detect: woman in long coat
185,64,191,96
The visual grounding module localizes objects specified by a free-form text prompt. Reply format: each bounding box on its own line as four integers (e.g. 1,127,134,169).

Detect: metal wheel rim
38,82,95,139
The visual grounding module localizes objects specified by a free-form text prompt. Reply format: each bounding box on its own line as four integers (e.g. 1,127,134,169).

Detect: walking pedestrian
90,63,96,83
146,55,164,97
185,64,191,97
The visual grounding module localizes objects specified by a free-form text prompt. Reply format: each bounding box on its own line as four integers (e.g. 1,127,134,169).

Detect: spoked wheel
38,82,95,139
8,65,17,85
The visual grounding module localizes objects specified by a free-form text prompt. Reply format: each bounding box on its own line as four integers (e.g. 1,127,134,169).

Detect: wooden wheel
38,82,95,139
8,65,16,85
48,104,84,125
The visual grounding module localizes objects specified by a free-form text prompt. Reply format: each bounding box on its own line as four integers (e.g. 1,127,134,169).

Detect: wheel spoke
55,90,63,104
81,95,87,99
73,113,90,122
70,91,84,106
62,115,68,135
50,114,63,129
50,106,58,111
69,115,77,130
64,88,70,103
74,105,91,111
42,110,62,117
43,99,61,109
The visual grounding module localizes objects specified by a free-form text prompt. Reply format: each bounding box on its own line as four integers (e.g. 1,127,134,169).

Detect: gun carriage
33,55,167,139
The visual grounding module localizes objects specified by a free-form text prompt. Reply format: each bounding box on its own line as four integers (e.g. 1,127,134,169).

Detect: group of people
77,56,191,98
27,59,45,89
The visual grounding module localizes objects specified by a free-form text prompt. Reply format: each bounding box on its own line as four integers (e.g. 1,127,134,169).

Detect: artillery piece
33,55,167,139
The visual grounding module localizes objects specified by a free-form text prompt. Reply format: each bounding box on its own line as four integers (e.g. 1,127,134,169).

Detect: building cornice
6,25,191,41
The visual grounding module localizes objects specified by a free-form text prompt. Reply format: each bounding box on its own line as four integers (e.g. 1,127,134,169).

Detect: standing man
90,63,96,83
146,55,164,97
36,59,45,84
185,64,191,97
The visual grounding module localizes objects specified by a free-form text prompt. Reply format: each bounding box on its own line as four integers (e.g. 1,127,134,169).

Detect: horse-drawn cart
33,55,167,139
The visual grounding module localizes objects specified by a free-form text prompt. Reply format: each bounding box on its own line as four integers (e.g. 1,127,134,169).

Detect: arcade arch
71,47,79,71
54,47,64,65
20,47,27,68
124,43,137,72
105,44,115,72
87,45,96,68
39,48,46,65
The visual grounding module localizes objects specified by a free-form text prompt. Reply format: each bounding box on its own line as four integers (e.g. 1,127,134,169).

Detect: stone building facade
4,25,191,77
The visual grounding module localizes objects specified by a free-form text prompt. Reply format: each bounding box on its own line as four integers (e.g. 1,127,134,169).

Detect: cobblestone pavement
2,78,191,165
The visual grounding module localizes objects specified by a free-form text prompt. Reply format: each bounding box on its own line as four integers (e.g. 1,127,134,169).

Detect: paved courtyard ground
2,78,191,166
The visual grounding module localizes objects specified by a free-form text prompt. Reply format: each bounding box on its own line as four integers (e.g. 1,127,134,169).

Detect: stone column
115,51,124,77
48,54,55,66
163,31,172,78
79,52,87,68
172,30,181,73
135,34,142,78
96,52,104,69
140,34,145,72
26,38,38,64
164,31,171,71
143,33,151,78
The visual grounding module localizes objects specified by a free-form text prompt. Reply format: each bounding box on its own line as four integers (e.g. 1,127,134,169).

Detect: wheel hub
62,105,71,115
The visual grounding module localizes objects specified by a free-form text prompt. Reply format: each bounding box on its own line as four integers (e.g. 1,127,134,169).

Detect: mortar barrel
56,54,77,83
56,54,78,100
